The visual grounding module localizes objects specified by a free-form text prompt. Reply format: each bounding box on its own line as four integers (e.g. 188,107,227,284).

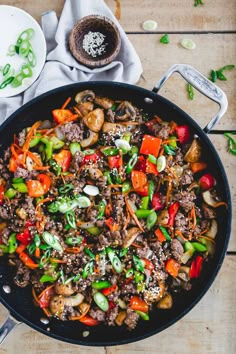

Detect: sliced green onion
82,261,94,279
133,255,144,272
84,247,95,260
65,210,76,229
142,20,158,31
122,181,132,194
76,195,91,208
156,155,166,172
42,232,63,252
114,139,131,153
106,247,123,273
160,34,169,44
97,200,106,219
65,237,82,245
91,280,111,290
0,76,14,89
126,153,138,173
93,292,109,312
104,171,113,185
39,248,51,269
3,63,11,76
69,142,81,155
181,38,196,50
19,40,31,58
159,226,171,241
163,145,176,155
83,185,99,196
83,149,95,156
11,74,24,88
17,28,34,45
59,184,74,194
103,147,119,156
148,154,157,164
27,48,37,67
125,268,134,278
146,211,157,230
148,180,155,201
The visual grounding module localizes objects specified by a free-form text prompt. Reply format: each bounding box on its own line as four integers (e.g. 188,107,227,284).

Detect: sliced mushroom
80,130,98,148
102,122,125,134
77,102,94,117
205,219,218,239
202,190,221,208
83,108,104,132
123,227,141,248
157,293,173,309
64,293,84,307
144,282,165,304
115,101,136,121
75,90,95,104
157,209,169,225
115,311,127,326
78,302,91,317
177,266,190,282
49,295,65,317
94,96,114,109
55,281,75,296
15,207,27,220
88,168,103,180
184,138,202,163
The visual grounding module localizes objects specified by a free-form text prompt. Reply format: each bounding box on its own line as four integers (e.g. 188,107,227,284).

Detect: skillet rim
0,81,232,346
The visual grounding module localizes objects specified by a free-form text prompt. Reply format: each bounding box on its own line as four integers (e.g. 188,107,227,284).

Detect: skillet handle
153,64,228,133
0,314,20,344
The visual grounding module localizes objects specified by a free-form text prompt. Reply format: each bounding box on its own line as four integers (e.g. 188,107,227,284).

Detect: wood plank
105,0,236,32
129,33,236,130
0,256,235,353
209,134,236,252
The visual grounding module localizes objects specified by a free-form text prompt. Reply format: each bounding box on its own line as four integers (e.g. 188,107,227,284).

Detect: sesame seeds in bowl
69,15,121,68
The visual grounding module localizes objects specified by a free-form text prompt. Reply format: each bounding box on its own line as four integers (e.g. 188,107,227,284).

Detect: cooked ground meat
14,167,31,179
179,169,194,186
157,124,171,139
0,205,12,220
202,204,216,219
89,308,106,321
175,190,196,212
70,151,85,172
61,122,84,142
14,261,31,288
171,239,184,262
124,308,139,330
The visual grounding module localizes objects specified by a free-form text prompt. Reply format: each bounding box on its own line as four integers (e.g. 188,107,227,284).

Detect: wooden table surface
0,1,235,353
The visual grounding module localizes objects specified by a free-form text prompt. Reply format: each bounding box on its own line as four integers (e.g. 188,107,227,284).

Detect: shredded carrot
10,144,22,159
33,165,50,171
175,229,189,241
73,106,83,117
25,150,43,166
131,242,142,248
213,201,228,208
165,179,172,206
196,234,216,243
22,121,42,163
162,138,179,145
61,97,71,109
32,287,39,305
154,115,163,124
35,247,40,258
158,147,164,157
166,166,179,180
65,247,81,254
125,197,144,232
108,184,123,188
105,202,112,217
49,258,67,264
191,206,197,230
16,244,27,254
119,121,140,125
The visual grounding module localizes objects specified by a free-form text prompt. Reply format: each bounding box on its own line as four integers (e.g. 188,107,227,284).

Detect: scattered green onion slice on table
142,20,158,31
180,38,196,50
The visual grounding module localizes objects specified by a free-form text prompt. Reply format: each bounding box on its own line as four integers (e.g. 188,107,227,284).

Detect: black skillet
0,65,232,346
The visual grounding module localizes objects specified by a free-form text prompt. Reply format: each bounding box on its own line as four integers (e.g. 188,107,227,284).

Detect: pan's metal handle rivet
144,97,153,104
40,317,50,325
2,285,11,294
46,327,51,332
194,134,199,139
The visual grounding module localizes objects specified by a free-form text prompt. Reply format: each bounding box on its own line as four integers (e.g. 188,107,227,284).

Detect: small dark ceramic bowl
69,15,121,68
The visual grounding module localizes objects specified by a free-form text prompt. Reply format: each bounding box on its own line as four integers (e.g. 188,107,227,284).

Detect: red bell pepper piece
37,174,51,194
16,220,34,246
27,180,45,198
189,255,203,278
176,125,190,144
19,252,38,269
53,150,72,172
155,228,166,243
146,159,158,175
165,258,181,277
107,155,122,169
152,192,164,211
145,118,158,132
0,185,4,204
82,152,100,165
142,258,154,272
38,286,55,308
52,109,78,124
102,284,118,296
105,217,119,232
135,183,149,196
131,170,148,190
140,135,162,157
79,315,100,326
168,201,179,227
8,154,24,173
199,173,215,190
135,156,146,172
130,296,149,313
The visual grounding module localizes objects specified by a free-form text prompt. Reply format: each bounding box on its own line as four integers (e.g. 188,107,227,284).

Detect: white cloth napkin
0,0,143,124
